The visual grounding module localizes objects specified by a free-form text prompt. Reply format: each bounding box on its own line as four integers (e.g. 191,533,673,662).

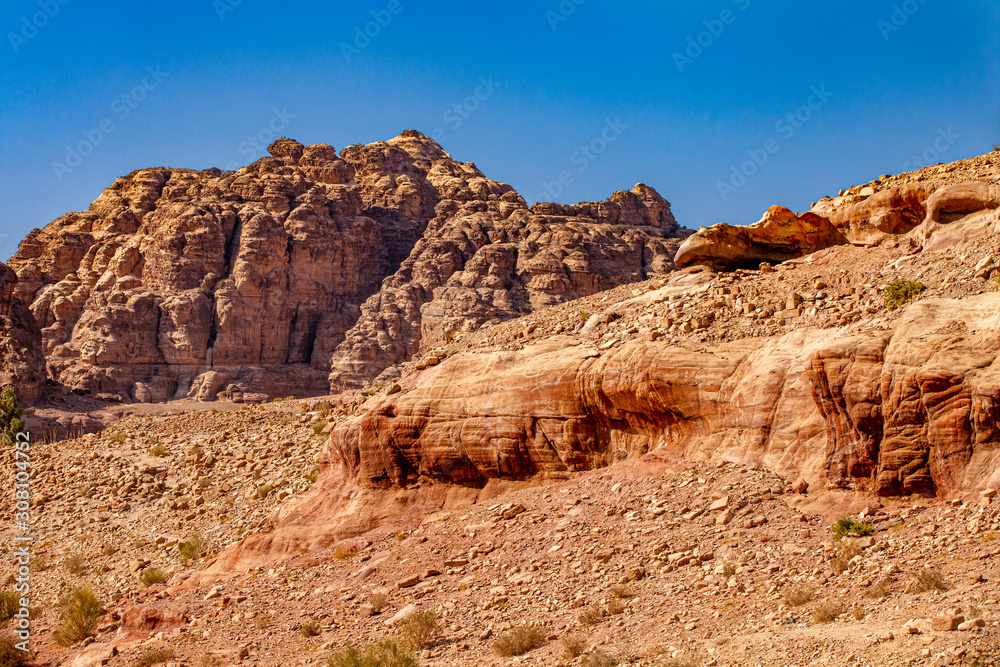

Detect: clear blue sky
1,1,998,261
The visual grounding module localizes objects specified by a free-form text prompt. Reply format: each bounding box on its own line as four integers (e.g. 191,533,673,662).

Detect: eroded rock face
328,184,683,388
674,206,849,270
812,181,1000,247
11,132,686,401
8,133,517,402
327,292,1000,498
0,262,45,404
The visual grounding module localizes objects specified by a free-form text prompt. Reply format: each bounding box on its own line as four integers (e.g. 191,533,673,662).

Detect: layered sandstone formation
328,184,682,388
0,262,45,404
327,291,1000,497
317,158,1000,503
674,205,849,270
9,132,685,402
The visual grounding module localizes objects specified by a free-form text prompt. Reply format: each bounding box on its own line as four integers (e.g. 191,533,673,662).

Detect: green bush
327,640,418,667
0,385,24,447
831,517,874,539
53,586,104,646
884,279,927,310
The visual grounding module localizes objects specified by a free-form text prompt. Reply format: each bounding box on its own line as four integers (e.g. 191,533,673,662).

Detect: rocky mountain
309,151,1000,514
6,150,1000,667
6,131,684,404
0,261,45,404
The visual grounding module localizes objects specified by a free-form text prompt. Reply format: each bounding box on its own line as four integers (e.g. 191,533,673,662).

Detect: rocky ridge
0,261,45,404
6,132,685,404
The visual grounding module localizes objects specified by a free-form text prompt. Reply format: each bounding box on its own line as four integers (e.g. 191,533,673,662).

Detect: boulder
674,206,849,271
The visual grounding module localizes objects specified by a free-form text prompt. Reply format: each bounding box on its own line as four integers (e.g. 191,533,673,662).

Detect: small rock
930,614,964,631
384,604,419,627
957,618,985,631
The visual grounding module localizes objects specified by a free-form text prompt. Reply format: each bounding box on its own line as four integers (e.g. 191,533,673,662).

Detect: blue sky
1,1,998,261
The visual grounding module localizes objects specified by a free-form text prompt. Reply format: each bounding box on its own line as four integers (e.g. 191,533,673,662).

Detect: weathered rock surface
328,184,683,388
10,132,685,400
326,289,1000,498
813,181,1000,246
674,205,849,270
0,261,45,404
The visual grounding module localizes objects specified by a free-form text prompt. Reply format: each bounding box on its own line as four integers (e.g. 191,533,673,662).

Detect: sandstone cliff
316,160,1000,506
328,184,683,388
9,132,685,402
0,261,45,404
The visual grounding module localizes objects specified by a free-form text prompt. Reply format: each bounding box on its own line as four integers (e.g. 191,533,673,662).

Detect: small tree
0,386,24,447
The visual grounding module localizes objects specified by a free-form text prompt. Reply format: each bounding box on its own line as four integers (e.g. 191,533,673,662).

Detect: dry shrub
909,568,948,593
332,544,358,560
812,602,845,623
830,541,863,574
0,635,35,667
326,640,417,667
179,533,208,563
563,635,586,659
578,604,607,626
865,577,894,599
492,625,546,657
369,593,389,613
609,584,634,599
0,591,20,622
139,567,168,588
605,599,625,615
134,645,175,667
584,650,619,667
398,610,439,649
53,585,104,646
783,585,815,608
63,553,88,576
299,620,320,637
